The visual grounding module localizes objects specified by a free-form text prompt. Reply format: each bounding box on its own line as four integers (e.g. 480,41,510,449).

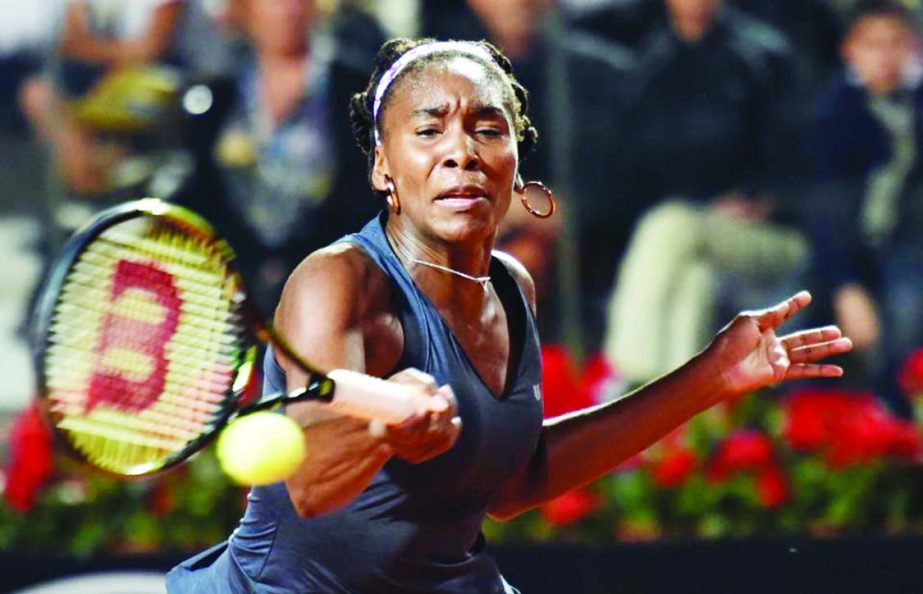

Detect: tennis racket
33,198,424,478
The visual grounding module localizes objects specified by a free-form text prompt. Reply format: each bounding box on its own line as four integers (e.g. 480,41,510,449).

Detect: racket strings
44,218,250,475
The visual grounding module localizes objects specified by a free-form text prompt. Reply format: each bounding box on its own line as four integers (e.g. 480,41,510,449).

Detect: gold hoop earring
516,179,556,219
384,175,401,215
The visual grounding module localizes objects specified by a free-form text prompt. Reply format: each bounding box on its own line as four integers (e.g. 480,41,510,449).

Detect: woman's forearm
489,351,727,520
284,412,392,519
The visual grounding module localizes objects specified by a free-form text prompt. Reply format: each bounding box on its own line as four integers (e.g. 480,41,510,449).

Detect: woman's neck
385,220,495,311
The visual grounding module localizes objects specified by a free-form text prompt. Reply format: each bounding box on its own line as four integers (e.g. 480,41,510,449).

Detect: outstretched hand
706,291,853,398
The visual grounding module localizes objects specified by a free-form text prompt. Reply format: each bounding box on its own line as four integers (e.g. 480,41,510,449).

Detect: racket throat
241,376,336,416
304,376,336,403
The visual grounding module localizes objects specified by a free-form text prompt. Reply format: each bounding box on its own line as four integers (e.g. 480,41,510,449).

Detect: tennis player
167,37,852,593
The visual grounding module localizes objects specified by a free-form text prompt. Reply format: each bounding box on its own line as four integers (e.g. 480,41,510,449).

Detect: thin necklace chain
408,257,491,293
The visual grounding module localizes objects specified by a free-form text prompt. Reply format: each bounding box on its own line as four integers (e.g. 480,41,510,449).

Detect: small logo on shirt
532,384,542,401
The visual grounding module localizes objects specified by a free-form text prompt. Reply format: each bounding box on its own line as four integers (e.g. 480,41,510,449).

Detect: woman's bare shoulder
276,242,391,328
287,242,377,289
491,250,537,314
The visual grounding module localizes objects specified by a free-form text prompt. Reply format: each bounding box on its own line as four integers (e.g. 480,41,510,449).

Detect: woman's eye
477,128,502,137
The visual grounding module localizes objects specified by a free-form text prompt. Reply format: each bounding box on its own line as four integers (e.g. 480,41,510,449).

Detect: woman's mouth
436,196,485,209
435,187,490,210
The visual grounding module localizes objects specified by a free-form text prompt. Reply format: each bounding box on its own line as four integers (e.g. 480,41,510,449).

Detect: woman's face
373,57,519,245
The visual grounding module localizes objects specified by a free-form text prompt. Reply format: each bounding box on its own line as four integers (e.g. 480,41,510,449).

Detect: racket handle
325,369,427,424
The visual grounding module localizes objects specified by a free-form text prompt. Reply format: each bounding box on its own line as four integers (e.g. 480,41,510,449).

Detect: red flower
755,465,788,509
577,353,620,404
148,481,176,517
888,421,922,460
782,389,840,451
899,348,923,398
826,396,906,468
4,403,55,512
708,430,774,482
783,388,918,468
651,448,697,488
540,488,599,527
540,345,592,418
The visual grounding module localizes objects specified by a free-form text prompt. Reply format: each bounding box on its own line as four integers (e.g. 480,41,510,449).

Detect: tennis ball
216,412,306,485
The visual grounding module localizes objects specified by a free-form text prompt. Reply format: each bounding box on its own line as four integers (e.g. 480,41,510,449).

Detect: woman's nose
442,130,480,171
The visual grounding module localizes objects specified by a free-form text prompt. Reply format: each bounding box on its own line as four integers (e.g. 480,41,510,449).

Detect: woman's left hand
706,291,853,398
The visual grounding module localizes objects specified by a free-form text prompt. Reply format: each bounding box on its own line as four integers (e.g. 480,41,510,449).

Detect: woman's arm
489,350,721,520
489,292,852,520
275,245,460,518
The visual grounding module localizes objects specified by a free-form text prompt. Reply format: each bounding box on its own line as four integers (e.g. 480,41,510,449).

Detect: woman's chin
429,216,496,245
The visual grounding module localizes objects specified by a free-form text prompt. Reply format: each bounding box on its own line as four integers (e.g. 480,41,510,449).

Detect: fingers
773,324,852,382
425,385,460,434
372,369,462,463
755,290,812,332
387,368,449,415
788,337,854,364
780,324,853,366
781,325,842,350
380,392,462,464
387,368,439,392
785,363,844,380
432,384,458,417
368,418,388,439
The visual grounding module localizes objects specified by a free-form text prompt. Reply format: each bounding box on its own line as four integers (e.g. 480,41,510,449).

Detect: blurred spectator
0,0,60,135
422,0,636,347
571,0,841,91
327,0,388,71
19,0,184,199
174,0,247,79
616,0,799,206
565,0,665,50
570,0,823,176
175,0,380,312
730,0,842,89
812,0,923,417
603,0,810,384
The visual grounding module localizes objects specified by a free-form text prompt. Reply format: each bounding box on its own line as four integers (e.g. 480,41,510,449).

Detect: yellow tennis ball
216,412,306,485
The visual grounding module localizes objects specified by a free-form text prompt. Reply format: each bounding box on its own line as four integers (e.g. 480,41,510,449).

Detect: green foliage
0,449,244,556
4,390,923,553
487,390,923,543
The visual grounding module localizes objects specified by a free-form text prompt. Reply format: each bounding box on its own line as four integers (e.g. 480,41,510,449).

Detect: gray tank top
167,214,544,593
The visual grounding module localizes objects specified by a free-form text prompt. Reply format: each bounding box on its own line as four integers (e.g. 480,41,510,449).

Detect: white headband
371,41,501,145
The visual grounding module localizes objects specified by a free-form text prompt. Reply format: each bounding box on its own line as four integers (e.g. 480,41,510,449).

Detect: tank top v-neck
167,214,544,593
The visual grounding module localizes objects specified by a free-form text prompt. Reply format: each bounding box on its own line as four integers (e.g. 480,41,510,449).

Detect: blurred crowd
1,0,922,418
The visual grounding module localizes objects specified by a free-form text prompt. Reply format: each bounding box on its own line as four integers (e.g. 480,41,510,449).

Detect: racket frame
32,198,336,478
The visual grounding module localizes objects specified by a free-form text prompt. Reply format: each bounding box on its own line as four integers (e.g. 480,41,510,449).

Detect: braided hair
349,38,539,196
